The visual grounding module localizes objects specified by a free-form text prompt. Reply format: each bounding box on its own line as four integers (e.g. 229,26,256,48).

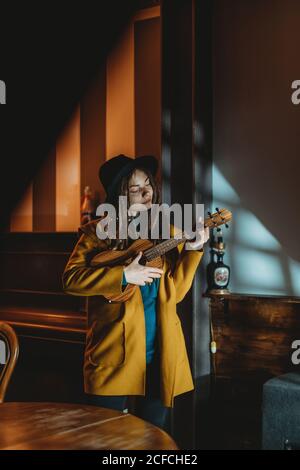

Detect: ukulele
90,208,232,302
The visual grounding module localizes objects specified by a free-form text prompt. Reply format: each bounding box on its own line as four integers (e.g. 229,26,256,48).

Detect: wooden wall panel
134,17,161,165
56,107,81,232
10,184,33,232
106,23,135,157
80,68,106,206
33,148,56,232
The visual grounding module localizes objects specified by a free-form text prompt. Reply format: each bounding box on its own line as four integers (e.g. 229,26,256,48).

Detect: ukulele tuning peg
207,211,212,217
225,224,229,229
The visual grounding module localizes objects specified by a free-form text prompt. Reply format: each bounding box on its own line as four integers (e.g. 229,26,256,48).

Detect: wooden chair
0,322,19,403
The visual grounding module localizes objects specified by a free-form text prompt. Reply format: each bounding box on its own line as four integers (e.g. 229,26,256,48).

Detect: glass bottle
207,227,230,294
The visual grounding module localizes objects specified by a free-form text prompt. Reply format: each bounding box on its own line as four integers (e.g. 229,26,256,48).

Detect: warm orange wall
33,148,56,232
10,183,33,232
9,7,161,232
133,5,160,21
55,106,81,231
80,68,106,205
106,23,135,158
135,16,161,163
106,6,160,160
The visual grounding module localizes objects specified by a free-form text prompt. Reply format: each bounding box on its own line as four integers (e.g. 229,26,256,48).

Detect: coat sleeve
169,224,204,304
62,228,125,298
172,248,204,304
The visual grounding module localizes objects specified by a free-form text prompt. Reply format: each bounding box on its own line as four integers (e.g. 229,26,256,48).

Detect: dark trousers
86,352,170,432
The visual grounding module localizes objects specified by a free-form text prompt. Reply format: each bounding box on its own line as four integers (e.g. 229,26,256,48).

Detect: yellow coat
62,219,204,407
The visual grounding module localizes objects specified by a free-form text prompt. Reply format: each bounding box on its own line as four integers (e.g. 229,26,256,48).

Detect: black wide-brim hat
99,154,158,202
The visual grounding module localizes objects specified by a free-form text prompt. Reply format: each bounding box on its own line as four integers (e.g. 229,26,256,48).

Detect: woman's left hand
184,216,210,251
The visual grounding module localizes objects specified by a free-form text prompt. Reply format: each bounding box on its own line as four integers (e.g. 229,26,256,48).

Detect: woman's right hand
123,252,163,286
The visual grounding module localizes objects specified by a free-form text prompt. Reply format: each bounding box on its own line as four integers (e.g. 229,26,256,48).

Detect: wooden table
0,402,179,450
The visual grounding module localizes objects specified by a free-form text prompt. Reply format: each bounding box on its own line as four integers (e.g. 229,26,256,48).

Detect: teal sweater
122,272,159,364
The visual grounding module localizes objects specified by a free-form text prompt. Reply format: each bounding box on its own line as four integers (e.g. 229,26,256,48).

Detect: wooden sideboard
0,232,87,403
204,292,300,450
0,232,86,340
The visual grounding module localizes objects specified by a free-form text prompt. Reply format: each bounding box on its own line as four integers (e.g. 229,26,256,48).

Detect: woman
62,154,209,432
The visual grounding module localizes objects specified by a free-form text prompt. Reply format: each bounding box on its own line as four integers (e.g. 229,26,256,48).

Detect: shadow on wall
213,165,300,296
212,0,300,296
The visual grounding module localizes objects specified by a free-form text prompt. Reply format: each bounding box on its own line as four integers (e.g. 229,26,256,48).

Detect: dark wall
0,3,137,230
213,0,300,295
